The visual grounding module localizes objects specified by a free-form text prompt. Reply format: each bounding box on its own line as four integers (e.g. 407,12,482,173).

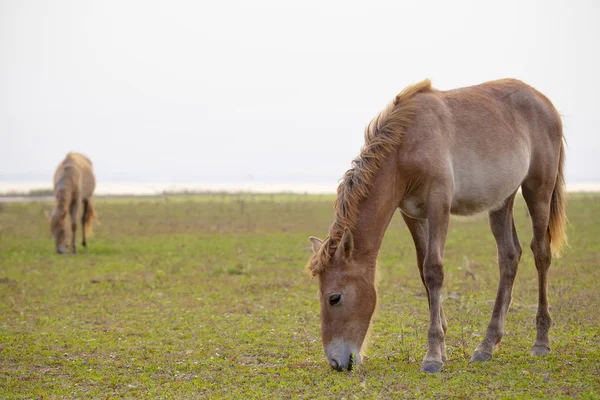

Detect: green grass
0,194,599,399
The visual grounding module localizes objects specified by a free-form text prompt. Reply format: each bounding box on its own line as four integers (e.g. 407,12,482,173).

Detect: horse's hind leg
401,212,448,362
69,200,79,254
81,199,89,248
472,191,522,362
522,183,554,356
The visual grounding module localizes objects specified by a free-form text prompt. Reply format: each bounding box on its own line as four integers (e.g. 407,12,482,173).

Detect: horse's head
50,209,68,254
309,229,377,371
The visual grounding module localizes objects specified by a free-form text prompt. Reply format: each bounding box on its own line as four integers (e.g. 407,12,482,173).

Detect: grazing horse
306,79,566,373
51,152,97,254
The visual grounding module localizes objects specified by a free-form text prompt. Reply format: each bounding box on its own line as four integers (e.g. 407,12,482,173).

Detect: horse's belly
451,194,504,215
450,150,530,216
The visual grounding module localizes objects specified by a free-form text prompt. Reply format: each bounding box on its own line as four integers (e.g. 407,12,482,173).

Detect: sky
1,0,599,185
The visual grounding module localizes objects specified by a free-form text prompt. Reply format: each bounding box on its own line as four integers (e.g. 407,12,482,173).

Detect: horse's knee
423,261,444,290
506,245,522,263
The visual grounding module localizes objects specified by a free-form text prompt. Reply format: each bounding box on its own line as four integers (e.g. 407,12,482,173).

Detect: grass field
1,193,599,399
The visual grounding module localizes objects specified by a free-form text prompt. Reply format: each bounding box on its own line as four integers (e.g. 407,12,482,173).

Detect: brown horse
307,79,566,373
51,152,97,254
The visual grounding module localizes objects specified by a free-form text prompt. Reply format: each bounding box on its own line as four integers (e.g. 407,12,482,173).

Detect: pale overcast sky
1,0,599,184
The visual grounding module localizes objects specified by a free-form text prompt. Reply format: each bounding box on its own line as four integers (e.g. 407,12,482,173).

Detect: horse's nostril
330,359,341,371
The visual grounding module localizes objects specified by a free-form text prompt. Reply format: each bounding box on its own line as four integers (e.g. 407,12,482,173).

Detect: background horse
51,152,97,254
307,79,566,373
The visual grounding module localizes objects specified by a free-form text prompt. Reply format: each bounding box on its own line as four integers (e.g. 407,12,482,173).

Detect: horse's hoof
421,361,442,373
470,350,492,363
82,241,87,248
531,345,550,356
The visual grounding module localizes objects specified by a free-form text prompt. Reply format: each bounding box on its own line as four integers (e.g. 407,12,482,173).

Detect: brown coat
308,79,566,373
51,152,97,253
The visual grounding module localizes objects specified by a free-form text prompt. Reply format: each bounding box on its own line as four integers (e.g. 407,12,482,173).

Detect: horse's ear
309,236,323,253
335,228,354,260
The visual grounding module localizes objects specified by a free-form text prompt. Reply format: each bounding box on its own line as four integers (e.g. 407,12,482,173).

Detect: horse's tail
84,199,98,236
549,139,567,258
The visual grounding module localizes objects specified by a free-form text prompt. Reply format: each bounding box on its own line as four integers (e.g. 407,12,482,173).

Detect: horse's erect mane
308,79,432,276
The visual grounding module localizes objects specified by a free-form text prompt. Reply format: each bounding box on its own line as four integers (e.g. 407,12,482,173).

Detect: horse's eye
329,293,342,306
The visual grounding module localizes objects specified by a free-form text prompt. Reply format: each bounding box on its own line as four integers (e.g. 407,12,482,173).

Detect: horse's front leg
69,200,79,254
402,212,448,362
421,197,450,373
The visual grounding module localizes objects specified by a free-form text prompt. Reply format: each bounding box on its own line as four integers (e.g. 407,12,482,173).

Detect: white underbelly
450,148,530,216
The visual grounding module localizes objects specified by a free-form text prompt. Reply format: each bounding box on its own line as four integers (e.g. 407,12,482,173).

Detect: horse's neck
351,155,404,267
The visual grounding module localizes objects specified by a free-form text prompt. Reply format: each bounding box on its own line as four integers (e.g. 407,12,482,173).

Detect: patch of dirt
0,277,16,285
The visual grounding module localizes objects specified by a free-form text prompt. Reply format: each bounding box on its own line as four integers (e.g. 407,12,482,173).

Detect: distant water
1,181,599,196
0,181,339,196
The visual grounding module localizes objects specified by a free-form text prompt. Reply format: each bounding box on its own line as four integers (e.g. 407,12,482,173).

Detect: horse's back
402,80,562,216
443,79,561,147
54,153,96,199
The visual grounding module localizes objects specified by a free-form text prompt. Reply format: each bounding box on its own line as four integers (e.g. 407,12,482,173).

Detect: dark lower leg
472,195,521,362
422,257,445,372
402,213,447,362
531,239,552,355
523,187,553,356
81,200,88,247
420,202,450,373
70,201,78,253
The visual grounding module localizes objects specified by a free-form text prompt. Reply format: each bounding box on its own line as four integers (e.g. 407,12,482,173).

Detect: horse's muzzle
330,354,355,371
326,339,360,371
